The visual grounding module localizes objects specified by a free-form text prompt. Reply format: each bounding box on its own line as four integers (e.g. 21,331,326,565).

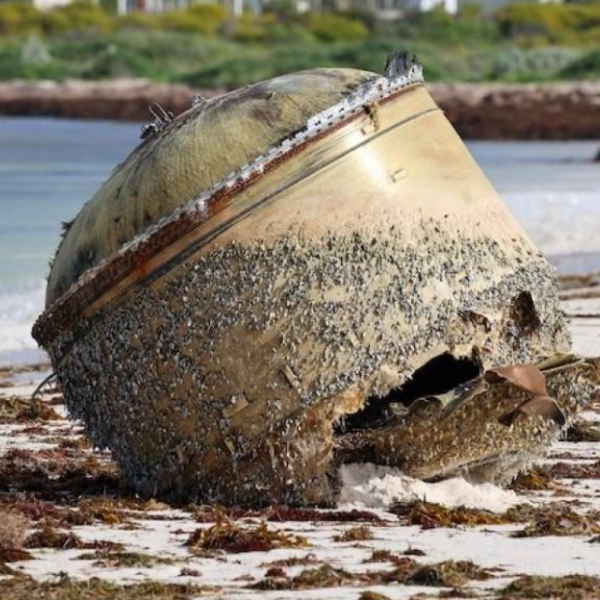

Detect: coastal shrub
224,13,314,44
489,46,581,81
46,30,237,81
494,2,600,44
180,38,473,88
179,39,483,88
266,0,299,17
262,20,316,44
0,1,112,36
404,6,499,45
562,47,600,78
35,9,72,35
160,3,228,36
0,4,597,85
495,3,577,42
0,44,23,79
306,13,368,42
322,39,399,72
227,13,276,43
0,1,39,36
79,44,161,79
117,11,160,31
0,40,66,80
182,52,285,89
20,35,52,65
181,44,333,88
331,39,494,81
52,1,113,33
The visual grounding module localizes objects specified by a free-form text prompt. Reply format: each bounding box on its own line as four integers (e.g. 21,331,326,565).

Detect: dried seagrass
33,54,596,505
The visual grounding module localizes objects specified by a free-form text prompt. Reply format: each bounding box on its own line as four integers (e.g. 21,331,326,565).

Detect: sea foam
0,281,48,367
339,462,522,513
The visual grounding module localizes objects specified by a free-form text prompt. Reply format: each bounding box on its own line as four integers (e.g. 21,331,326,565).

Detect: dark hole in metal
510,291,541,335
336,352,482,434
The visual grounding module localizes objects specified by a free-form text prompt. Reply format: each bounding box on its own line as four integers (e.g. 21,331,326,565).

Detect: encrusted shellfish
33,54,597,506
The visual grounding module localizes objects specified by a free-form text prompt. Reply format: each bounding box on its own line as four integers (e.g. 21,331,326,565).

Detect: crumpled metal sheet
348,355,596,484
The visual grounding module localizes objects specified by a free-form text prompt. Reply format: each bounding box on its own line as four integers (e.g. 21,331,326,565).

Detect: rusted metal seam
34,74,425,346
46,106,440,363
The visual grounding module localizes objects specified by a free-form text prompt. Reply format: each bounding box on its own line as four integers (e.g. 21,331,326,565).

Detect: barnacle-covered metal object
33,54,596,506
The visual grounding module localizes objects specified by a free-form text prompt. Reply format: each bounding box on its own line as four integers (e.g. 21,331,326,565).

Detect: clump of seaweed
391,499,599,536
0,395,61,423
3,499,62,523
25,525,86,549
0,509,32,562
550,460,600,480
76,499,131,526
57,438,90,451
0,497,125,529
251,557,494,591
512,504,600,538
364,549,401,563
0,561,18,576
25,524,119,551
334,525,374,542
365,548,427,565
186,516,309,554
392,501,507,529
0,575,220,600
509,467,555,491
251,564,363,591
267,507,386,523
566,421,600,443
503,502,562,523
179,567,201,577
77,549,176,568
359,592,392,600
191,505,385,524
403,560,493,587
497,575,600,599
0,448,121,502
439,588,479,598
264,566,287,578
261,553,320,568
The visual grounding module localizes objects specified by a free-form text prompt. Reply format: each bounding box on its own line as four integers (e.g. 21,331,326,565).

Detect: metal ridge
33,61,424,346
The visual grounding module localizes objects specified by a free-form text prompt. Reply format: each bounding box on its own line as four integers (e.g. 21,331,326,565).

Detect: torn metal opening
336,352,482,435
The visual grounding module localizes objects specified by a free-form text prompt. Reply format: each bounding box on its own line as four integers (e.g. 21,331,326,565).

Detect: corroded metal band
33,70,425,348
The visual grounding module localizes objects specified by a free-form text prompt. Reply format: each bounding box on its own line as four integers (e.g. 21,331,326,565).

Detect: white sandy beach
0,292,598,599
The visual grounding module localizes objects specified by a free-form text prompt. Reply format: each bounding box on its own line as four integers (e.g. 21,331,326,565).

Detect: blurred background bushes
0,0,598,84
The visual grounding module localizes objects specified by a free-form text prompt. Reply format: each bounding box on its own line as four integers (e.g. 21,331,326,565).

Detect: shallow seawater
0,118,136,365
0,116,598,365
469,140,600,268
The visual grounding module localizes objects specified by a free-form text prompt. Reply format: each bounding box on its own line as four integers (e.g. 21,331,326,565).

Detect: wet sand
0,291,598,598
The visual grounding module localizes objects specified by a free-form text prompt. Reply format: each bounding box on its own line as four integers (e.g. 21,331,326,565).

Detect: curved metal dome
33,54,594,507
47,68,375,305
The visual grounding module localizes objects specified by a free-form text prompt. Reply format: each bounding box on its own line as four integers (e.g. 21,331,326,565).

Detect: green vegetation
0,0,599,85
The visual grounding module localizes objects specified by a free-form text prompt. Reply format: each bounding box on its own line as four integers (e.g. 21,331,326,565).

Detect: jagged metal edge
43,64,424,316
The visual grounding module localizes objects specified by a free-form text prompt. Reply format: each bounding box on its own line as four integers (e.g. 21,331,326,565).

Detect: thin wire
31,371,58,402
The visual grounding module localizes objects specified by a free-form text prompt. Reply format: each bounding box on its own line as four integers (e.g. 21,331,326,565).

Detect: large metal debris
337,355,596,483
33,55,597,506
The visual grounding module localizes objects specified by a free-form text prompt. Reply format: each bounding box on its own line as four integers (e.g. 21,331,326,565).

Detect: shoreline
1,79,600,140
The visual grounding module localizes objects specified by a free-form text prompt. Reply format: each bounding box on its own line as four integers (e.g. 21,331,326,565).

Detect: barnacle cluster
33,56,596,506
